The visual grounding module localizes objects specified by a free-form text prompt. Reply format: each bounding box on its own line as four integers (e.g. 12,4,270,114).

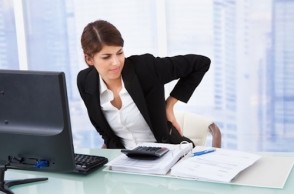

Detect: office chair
175,111,222,148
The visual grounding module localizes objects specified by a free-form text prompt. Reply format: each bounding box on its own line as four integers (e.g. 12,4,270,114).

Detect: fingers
171,120,183,136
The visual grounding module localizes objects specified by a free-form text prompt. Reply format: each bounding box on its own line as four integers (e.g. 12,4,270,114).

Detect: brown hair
81,20,124,60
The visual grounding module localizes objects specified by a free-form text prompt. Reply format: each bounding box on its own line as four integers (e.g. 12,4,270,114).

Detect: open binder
106,143,192,175
105,143,261,183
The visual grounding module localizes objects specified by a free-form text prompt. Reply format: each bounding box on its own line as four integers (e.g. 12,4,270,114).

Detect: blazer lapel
122,60,152,128
83,69,113,135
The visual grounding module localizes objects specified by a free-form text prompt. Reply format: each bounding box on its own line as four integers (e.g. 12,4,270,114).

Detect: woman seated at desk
77,19,211,149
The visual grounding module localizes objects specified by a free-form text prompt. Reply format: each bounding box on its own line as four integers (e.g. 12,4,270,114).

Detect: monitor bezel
0,69,76,172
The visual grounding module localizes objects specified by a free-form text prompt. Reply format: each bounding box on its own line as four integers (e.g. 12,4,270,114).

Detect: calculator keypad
121,146,169,159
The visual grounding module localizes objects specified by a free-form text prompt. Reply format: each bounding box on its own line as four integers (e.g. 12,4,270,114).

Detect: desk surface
5,149,294,194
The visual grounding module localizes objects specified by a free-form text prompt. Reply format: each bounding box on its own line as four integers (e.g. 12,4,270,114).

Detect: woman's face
87,45,125,83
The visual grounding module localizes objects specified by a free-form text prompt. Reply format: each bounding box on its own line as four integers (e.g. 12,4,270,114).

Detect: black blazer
77,54,210,148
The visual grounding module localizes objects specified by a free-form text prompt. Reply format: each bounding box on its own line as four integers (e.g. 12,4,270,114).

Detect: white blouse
99,76,156,149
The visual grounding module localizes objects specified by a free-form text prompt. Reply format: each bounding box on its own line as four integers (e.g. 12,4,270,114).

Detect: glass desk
5,149,294,194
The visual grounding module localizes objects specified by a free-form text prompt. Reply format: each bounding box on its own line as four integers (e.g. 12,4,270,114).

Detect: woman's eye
102,56,110,60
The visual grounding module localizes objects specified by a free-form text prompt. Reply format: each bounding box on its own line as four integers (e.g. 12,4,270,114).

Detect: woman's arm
165,96,182,135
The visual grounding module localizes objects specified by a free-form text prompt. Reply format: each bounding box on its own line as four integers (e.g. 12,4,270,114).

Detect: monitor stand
0,165,48,194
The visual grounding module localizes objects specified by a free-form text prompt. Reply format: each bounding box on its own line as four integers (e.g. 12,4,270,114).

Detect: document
105,142,193,175
170,146,261,183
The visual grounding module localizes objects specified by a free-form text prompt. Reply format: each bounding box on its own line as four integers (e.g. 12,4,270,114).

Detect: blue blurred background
0,0,293,152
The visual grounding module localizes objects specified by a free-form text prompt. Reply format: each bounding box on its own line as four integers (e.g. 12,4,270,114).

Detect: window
1,0,293,151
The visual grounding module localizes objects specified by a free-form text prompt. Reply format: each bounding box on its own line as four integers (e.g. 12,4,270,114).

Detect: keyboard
73,153,108,174
121,146,169,160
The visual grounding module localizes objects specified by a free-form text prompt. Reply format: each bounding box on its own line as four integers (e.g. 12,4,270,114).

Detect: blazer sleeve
165,54,210,103
131,54,211,103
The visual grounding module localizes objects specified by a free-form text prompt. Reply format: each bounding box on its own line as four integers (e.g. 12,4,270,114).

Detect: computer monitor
0,70,76,193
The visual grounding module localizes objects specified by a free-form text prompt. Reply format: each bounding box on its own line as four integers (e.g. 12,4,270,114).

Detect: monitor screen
0,70,76,172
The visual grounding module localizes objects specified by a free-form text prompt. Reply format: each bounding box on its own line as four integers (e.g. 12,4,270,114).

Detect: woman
77,20,211,149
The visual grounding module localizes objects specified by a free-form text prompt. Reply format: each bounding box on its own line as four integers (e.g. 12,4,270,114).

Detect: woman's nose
112,56,120,65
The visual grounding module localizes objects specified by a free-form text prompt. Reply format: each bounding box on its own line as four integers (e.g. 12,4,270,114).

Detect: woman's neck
103,77,122,93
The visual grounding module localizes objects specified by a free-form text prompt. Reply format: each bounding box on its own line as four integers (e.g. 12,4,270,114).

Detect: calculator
121,146,169,160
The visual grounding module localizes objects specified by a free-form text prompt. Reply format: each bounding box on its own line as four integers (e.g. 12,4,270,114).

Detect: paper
105,142,193,175
170,147,261,183
232,155,294,188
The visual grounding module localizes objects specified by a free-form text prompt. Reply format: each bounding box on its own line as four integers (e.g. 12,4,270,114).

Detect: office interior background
0,0,293,152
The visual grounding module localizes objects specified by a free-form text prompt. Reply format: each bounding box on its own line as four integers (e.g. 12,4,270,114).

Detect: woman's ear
84,54,94,66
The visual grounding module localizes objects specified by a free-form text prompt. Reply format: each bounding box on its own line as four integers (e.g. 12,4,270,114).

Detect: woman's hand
166,96,183,136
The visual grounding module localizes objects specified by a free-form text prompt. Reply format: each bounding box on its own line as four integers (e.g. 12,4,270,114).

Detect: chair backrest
175,111,221,148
